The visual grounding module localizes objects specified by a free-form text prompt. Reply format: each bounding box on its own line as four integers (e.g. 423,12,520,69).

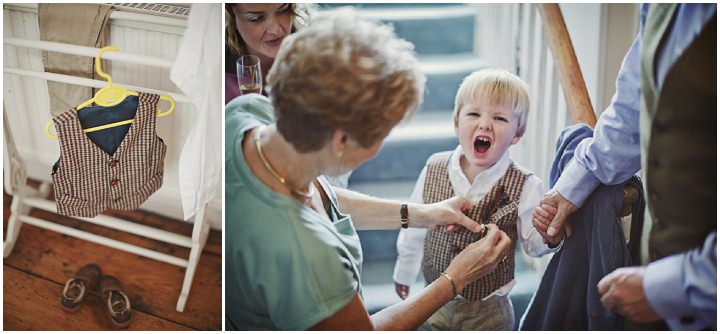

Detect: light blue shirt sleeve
553,30,643,207
644,233,717,330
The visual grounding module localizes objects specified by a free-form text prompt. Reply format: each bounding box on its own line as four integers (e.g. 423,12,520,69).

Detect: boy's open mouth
474,135,492,154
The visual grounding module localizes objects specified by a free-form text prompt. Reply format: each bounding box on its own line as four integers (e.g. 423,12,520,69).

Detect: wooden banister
537,4,597,127
537,4,639,215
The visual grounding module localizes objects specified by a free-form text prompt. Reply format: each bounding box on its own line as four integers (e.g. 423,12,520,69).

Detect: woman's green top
224,94,363,330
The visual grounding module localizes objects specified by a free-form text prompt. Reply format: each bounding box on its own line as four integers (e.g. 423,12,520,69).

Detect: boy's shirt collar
449,145,511,203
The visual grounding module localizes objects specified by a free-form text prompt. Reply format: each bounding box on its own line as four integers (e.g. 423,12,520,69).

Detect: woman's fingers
445,224,459,234
455,196,473,212
450,226,513,286
481,224,510,260
457,214,482,233
482,224,501,243
494,230,511,256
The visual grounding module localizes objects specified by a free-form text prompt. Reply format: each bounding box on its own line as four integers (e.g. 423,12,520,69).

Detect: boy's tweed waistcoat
52,92,166,217
422,151,528,301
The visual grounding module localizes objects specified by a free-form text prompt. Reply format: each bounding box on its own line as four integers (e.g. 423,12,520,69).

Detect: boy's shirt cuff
547,238,564,252
554,159,602,207
392,260,417,286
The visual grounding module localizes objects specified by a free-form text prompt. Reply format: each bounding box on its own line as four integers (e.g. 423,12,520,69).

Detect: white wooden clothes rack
3,39,209,313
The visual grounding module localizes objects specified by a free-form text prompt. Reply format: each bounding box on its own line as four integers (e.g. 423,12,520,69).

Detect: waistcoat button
109,160,118,167
110,179,119,187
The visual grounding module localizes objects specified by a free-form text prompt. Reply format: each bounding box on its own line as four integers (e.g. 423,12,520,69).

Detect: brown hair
225,3,313,57
268,8,426,153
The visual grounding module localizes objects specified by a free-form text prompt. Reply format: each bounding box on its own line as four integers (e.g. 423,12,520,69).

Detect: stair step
348,112,457,184
349,180,416,201
348,139,457,184
418,54,488,112
391,111,455,141
320,4,477,55
322,3,470,11
355,4,473,21
418,53,488,75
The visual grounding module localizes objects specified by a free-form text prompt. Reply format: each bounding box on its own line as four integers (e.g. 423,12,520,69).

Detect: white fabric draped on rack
170,3,222,221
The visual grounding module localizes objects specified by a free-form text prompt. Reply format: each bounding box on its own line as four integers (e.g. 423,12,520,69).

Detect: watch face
401,203,409,228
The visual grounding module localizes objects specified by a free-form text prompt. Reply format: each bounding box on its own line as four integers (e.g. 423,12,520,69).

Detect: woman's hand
444,224,511,292
413,196,483,233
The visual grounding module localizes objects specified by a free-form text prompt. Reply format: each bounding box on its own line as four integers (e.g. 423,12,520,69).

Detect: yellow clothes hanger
45,46,175,139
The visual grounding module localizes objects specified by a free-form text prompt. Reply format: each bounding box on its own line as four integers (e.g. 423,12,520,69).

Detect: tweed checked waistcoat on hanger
422,151,528,301
52,92,167,217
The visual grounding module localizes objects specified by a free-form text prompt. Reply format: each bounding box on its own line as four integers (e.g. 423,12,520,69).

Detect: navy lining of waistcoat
52,95,140,173
77,95,139,155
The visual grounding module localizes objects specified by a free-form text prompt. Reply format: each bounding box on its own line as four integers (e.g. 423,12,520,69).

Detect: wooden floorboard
3,185,222,330
3,266,193,331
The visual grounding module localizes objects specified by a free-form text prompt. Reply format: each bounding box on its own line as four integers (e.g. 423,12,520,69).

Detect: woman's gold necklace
254,127,315,200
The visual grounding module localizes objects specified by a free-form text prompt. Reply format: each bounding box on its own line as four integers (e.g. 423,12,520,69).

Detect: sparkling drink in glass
237,55,262,95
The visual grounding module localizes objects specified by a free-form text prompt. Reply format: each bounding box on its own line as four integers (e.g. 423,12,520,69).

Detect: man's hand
598,266,661,323
394,282,409,300
418,196,482,233
539,189,578,238
532,204,564,247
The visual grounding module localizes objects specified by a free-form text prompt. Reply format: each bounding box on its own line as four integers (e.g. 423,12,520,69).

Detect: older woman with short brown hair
225,9,511,330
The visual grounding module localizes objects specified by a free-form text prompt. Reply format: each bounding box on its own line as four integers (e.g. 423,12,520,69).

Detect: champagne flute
237,55,262,95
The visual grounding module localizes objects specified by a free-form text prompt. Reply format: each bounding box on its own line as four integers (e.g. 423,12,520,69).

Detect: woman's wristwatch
400,203,409,228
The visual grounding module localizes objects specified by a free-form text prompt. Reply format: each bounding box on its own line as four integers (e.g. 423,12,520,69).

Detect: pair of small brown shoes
61,264,132,328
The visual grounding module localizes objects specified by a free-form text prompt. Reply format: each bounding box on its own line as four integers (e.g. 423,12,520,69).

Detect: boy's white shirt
393,146,560,299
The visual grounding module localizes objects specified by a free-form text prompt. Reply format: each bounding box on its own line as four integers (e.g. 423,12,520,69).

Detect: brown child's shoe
100,275,132,328
61,263,102,312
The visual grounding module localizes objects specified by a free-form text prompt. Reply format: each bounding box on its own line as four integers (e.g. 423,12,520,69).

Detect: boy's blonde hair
452,68,530,137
